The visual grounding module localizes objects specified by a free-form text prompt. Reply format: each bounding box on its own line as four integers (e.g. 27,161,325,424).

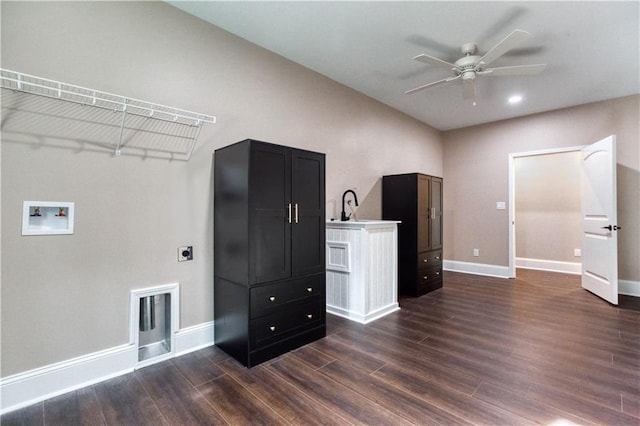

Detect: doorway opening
508,146,584,278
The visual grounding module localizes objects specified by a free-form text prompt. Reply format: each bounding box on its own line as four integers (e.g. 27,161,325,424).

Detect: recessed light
508,95,523,104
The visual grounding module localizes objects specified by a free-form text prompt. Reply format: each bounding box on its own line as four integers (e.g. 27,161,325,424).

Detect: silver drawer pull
435,256,440,260
269,326,276,332
306,287,313,292
269,296,276,302
436,271,441,276
423,259,428,263
423,276,428,280
307,314,313,319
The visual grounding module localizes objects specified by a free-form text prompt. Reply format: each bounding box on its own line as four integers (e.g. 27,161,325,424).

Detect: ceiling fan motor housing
461,42,477,55
455,55,481,79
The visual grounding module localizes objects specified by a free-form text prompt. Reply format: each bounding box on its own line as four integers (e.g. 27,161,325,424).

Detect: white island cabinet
326,220,401,323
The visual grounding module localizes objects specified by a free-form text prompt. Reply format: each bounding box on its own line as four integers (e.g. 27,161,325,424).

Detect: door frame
507,145,585,278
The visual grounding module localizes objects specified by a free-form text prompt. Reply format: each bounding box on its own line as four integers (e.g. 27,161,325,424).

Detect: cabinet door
291,149,325,276
430,177,443,250
417,174,431,252
250,144,291,283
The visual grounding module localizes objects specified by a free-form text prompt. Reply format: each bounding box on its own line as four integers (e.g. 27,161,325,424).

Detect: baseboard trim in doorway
443,260,510,278
0,321,215,415
619,280,640,297
515,257,581,275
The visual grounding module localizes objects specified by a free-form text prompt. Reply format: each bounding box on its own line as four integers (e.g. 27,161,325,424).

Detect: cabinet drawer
250,299,324,348
418,250,442,267
416,266,443,295
417,265,442,282
251,274,323,318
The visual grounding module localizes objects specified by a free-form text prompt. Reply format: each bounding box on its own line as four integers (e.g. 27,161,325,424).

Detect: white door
581,135,618,305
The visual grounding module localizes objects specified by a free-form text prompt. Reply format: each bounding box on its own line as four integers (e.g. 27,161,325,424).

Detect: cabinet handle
431,207,435,219
306,287,313,292
295,203,299,224
435,256,440,260
423,259,428,263
423,275,428,280
307,314,313,319
269,326,276,332
436,271,441,276
287,203,292,224
269,296,276,302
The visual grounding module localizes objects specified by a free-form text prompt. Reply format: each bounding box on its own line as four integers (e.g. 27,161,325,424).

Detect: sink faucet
341,190,359,221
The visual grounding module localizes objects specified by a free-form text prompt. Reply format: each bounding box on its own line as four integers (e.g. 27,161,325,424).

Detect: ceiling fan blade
479,63,547,76
477,29,530,68
405,75,461,94
406,34,457,57
476,7,527,44
413,53,458,70
462,78,476,100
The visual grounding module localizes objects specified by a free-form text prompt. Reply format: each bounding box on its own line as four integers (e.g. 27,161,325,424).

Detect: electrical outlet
178,246,193,262
574,248,581,257
496,201,506,210
473,248,479,257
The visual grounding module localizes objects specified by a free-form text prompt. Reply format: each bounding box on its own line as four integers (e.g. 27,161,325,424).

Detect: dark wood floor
3,269,639,425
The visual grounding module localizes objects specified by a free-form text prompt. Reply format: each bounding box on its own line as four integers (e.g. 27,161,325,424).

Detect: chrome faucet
341,190,359,221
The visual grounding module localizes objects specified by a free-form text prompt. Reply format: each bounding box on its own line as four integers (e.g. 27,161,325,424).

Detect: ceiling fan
405,29,546,101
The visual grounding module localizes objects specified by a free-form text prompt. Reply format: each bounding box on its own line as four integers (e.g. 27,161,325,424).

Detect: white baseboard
327,303,400,324
0,344,136,415
515,257,581,275
175,321,215,356
619,280,640,297
443,260,510,278
0,321,215,415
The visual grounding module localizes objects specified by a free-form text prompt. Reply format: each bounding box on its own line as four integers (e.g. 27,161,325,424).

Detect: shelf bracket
115,98,128,156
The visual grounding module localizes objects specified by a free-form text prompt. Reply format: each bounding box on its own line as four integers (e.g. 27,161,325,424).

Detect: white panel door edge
581,135,619,305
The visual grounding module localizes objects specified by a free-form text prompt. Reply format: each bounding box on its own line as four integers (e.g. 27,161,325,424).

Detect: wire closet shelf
0,68,216,160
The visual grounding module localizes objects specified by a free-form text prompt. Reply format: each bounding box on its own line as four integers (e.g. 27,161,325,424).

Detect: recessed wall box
178,246,193,261
22,201,74,235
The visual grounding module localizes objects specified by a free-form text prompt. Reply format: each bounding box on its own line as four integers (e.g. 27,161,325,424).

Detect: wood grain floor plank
135,362,228,425
0,402,43,426
318,359,477,425
305,334,387,373
267,355,413,425
92,374,167,426
221,361,353,425
171,348,227,387
290,344,336,369
622,393,640,417
328,329,483,395
368,363,536,425
473,381,598,425
197,374,288,425
43,387,105,426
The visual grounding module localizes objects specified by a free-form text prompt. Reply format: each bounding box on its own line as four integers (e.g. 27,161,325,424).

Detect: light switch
496,201,506,210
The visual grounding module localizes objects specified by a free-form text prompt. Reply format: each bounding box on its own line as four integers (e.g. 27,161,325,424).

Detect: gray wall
1,1,442,376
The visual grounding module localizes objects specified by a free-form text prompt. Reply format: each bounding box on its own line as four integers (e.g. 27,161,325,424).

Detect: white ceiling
169,1,639,131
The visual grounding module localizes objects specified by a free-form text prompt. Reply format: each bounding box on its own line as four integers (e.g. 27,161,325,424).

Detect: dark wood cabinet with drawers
214,139,326,367
382,173,443,297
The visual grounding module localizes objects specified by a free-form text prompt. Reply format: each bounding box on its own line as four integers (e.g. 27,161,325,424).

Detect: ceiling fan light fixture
508,95,523,104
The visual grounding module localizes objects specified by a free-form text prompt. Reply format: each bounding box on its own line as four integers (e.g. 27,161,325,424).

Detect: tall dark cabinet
214,139,326,367
382,173,443,297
